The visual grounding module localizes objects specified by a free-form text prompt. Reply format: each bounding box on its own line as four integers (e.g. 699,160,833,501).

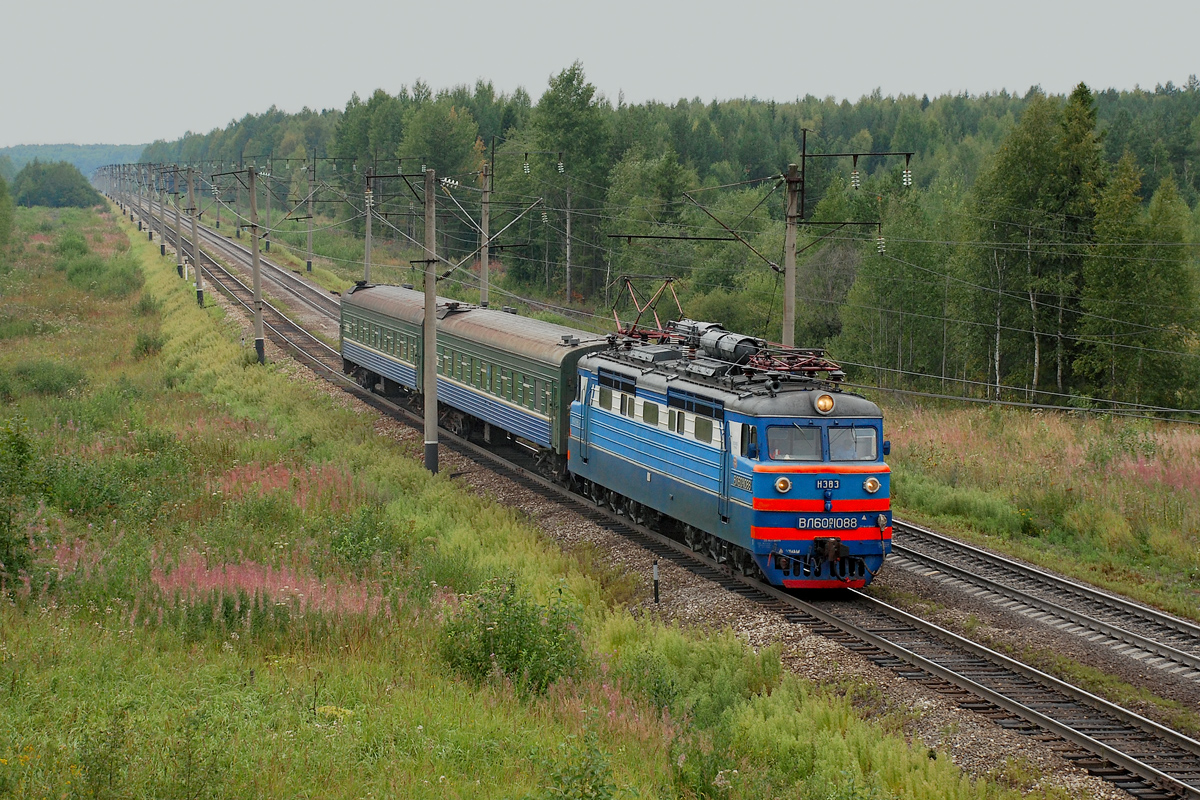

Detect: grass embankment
883,400,1200,621
0,205,1077,799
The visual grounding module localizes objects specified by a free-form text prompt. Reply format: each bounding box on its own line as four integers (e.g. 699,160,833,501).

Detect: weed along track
128,194,1200,799
891,521,1200,681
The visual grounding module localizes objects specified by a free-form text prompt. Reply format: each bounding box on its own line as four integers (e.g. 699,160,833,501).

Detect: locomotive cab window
767,425,822,461
829,426,878,461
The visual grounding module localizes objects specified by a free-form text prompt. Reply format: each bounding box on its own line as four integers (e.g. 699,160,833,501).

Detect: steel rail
118,194,1200,799
893,519,1200,679
890,541,1200,675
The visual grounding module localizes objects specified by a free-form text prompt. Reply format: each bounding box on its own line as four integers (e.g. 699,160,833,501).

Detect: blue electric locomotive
340,285,891,589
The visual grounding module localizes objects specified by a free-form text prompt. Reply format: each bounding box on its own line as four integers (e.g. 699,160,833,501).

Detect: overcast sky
3,0,1196,148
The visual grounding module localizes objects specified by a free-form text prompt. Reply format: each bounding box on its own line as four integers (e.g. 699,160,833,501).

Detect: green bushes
65,250,143,298
133,331,164,358
0,416,38,582
2,359,87,399
329,504,412,570
54,230,89,258
0,316,57,340
439,578,584,694
133,292,162,316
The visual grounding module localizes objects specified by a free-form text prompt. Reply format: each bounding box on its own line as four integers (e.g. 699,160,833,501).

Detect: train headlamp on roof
815,393,835,415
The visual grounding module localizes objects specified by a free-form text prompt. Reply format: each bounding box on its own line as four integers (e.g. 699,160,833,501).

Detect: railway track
117,194,1200,799
131,195,341,321
891,521,1200,682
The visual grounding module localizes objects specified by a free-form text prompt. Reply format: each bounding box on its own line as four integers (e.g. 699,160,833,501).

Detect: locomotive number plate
815,479,840,490
798,516,860,530
732,475,753,492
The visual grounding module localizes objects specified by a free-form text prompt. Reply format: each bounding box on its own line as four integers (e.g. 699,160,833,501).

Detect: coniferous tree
1074,154,1147,400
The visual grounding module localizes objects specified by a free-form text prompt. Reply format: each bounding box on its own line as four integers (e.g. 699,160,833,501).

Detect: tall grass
886,401,1200,618
0,206,1078,800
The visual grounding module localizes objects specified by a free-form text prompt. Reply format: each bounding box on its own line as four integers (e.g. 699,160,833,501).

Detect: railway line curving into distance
124,194,1200,800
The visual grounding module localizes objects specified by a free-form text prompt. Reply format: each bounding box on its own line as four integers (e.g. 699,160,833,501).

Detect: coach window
642,402,659,426
694,417,713,444
829,426,878,461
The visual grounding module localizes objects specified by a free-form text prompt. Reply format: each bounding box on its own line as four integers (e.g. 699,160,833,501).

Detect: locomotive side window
599,386,612,410
741,424,758,458
829,426,877,461
767,426,822,461
694,417,713,444
642,402,658,426
669,409,685,434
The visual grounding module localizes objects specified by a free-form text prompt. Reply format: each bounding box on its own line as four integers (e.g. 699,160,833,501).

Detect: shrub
133,293,162,316
66,251,143,298
439,578,584,694
55,230,89,258
11,359,87,396
330,504,411,570
526,736,616,800
0,416,39,582
133,332,165,359
0,315,57,340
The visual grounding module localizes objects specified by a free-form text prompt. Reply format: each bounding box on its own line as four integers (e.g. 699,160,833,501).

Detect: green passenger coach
340,284,607,463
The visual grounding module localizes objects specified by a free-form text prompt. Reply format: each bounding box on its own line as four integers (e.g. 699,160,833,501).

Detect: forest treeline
0,144,146,180
139,65,1200,411
11,161,102,209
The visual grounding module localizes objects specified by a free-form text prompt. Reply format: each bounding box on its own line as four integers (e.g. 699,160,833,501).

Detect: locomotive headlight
815,393,835,415
774,477,791,493
863,477,881,494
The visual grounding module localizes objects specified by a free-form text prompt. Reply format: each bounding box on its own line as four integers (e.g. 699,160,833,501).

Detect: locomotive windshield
766,426,822,461
829,426,878,461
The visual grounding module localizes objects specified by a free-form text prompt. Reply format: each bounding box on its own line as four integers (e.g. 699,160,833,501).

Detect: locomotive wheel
588,481,606,505
606,489,622,514
626,500,647,526
683,525,703,552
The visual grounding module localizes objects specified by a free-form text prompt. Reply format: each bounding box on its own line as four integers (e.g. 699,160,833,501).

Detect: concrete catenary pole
158,167,168,257
364,169,373,283
564,186,572,305
248,167,265,364
174,170,184,278
480,162,490,307
188,167,204,306
306,153,314,272
264,157,271,253
782,163,799,348
423,168,439,474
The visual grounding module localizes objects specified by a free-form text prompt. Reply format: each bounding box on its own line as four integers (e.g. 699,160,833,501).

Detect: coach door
579,375,592,463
